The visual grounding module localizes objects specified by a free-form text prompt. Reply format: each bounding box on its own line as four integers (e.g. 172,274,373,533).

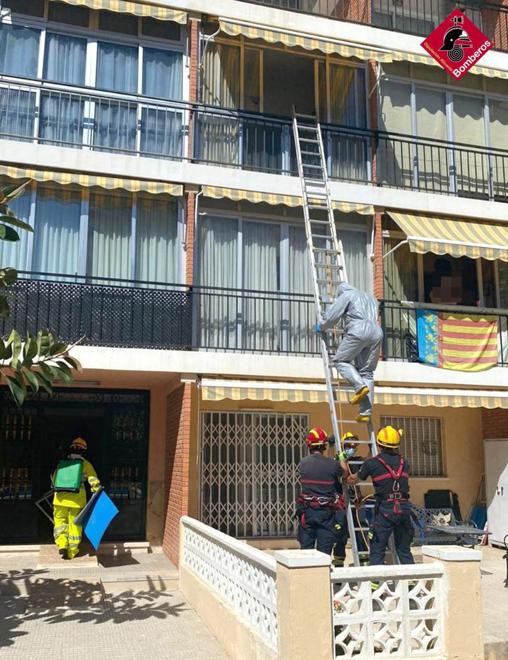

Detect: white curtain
198,216,238,349
341,230,368,292
32,186,80,278
200,43,240,165
379,80,412,188
143,48,182,99
39,93,84,146
0,186,31,271
44,33,86,85
96,42,138,93
88,192,132,281
0,88,36,140
289,225,314,353
0,24,40,77
415,87,448,192
135,196,179,284
489,99,508,198
242,221,280,351
453,94,488,197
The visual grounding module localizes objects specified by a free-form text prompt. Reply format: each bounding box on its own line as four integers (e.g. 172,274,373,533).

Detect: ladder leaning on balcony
291,109,386,567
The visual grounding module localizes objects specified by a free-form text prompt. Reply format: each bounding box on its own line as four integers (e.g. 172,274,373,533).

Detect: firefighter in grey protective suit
317,282,383,423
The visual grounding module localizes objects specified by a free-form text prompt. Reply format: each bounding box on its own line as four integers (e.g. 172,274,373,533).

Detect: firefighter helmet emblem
439,15,472,62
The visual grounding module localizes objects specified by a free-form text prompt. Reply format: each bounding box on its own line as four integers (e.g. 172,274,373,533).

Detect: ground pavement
0,547,227,660
482,545,508,660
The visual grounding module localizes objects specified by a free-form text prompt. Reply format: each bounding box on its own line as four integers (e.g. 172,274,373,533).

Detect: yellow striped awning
57,0,187,22
387,211,508,262
0,164,183,196
391,50,508,80
219,20,393,62
200,378,508,409
202,186,374,215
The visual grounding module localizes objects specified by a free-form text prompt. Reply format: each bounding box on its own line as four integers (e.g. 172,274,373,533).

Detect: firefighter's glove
315,323,322,333
328,434,336,446
337,447,356,461
89,477,101,493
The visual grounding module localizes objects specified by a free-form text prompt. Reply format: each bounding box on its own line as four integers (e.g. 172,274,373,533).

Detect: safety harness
297,493,345,510
372,456,409,515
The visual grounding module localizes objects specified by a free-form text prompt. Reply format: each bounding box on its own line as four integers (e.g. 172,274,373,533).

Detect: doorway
0,388,149,543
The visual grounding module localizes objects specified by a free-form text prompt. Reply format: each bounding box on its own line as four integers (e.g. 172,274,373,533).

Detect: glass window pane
0,182,31,271
453,95,485,146
99,10,138,35
142,17,180,41
44,33,86,85
88,192,132,280
33,186,81,277
202,42,240,108
4,0,44,16
143,48,182,99
48,1,89,26
342,230,368,291
330,64,365,127
135,196,178,283
39,92,84,146
0,24,40,78
453,94,488,197
489,99,508,151
97,42,138,93
244,49,260,113
383,238,417,301
140,107,182,156
0,89,36,140
243,221,280,291
416,87,448,191
94,101,137,152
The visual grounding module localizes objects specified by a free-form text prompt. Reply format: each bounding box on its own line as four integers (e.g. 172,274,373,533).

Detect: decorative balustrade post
274,550,333,660
423,545,484,660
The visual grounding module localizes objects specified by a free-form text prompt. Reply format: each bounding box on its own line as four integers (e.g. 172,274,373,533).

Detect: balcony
380,299,508,366
240,1,508,54
2,78,508,202
2,274,508,368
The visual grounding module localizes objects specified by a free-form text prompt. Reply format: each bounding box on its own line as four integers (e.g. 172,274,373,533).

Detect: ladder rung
313,248,341,254
295,112,317,119
302,164,323,169
299,138,319,143
301,150,320,156
307,205,327,210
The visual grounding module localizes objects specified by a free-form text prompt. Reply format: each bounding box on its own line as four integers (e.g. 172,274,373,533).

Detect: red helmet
305,427,328,448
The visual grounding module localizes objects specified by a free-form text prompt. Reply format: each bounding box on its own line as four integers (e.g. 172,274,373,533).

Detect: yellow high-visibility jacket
52,457,100,509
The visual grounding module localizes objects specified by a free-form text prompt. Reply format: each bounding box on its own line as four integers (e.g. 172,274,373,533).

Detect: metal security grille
200,411,309,537
380,416,444,477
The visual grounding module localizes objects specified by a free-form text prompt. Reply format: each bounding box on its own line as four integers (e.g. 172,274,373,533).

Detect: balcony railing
240,1,508,53
2,78,508,201
2,275,508,366
380,299,508,366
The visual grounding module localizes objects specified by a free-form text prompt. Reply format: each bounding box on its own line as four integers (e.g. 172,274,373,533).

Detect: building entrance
0,389,149,544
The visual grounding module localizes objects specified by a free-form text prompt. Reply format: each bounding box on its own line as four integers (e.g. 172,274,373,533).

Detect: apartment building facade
0,0,507,562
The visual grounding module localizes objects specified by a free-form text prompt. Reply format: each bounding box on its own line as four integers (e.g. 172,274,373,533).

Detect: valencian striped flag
416,310,498,372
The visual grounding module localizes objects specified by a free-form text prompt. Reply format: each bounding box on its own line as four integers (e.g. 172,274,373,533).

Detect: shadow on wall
485,642,508,660
0,569,186,649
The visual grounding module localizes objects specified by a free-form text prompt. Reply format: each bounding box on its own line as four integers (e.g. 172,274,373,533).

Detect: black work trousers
298,507,347,555
369,507,415,566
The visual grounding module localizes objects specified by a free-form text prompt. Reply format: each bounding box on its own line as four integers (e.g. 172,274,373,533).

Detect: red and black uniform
297,453,347,555
358,451,414,565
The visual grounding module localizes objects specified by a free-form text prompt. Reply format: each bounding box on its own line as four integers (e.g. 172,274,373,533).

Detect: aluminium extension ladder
291,109,388,567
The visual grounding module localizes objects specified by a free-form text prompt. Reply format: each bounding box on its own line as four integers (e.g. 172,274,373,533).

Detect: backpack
53,459,84,493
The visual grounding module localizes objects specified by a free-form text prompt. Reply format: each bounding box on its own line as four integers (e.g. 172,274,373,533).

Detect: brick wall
329,0,371,23
481,1,508,53
187,17,200,159
163,383,193,565
482,408,508,439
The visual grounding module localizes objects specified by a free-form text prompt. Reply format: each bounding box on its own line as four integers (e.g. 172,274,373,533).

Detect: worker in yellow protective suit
52,437,100,559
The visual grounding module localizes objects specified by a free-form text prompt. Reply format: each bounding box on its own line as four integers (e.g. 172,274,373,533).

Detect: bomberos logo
421,9,492,80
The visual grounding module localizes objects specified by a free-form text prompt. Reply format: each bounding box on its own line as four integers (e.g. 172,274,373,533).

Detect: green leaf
37,330,51,357
0,214,33,233
5,375,26,407
0,224,20,241
0,268,17,286
63,355,82,372
1,181,30,202
49,342,68,357
34,371,53,395
7,330,22,367
0,337,12,359
39,362,59,383
21,367,39,393
23,336,38,363
55,361,73,383
0,295,10,318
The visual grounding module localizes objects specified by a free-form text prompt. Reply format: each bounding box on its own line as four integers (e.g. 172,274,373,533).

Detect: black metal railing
380,299,508,366
240,1,508,54
0,273,319,355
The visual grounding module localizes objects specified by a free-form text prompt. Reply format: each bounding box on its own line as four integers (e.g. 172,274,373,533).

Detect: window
32,186,81,277
96,42,138,93
43,33,87,85
48,1,89,26
142,17,180,41
135,195,179,283
0,183,31,271
380,416,444,477
200,411,309,537
142,47,182,99
4,0,44,17
98,10,138,35
0,24,40,77
88,192,132,281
